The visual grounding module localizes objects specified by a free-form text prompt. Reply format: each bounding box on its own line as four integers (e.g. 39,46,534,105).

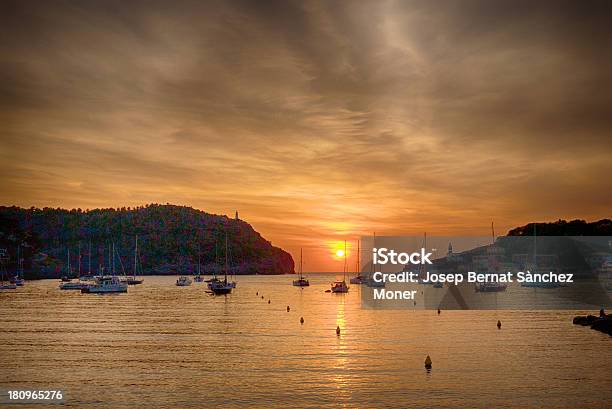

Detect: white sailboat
82,242,128,294
331,240,349,293
292,248,309,287
176,275,192,286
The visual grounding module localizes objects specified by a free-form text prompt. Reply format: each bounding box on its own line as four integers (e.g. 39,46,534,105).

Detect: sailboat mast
300,248,303,279
78,242,81,279
356,240,360,275
343,240,347,281
88,240,91,275
225,232,228,284
134,236,138,276
67,248,70,275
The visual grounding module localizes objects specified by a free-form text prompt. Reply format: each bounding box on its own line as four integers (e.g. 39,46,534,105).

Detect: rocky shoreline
573,312,612,336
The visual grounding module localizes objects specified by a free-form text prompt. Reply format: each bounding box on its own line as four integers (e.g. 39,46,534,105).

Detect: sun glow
335,249,345,258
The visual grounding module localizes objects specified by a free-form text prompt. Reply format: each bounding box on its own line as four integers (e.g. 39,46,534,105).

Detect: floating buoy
256,292,258,296
268,299,271,304
287,306,290,312
424,355,432,369
300,317,304,324
437,308,441,315
336,326,341,336
261,295,264,299
497,320,502,329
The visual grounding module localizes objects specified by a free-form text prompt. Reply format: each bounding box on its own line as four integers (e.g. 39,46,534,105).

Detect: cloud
1,0,611,270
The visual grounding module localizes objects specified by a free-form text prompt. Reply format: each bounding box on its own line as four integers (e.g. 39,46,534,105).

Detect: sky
1,0,611,271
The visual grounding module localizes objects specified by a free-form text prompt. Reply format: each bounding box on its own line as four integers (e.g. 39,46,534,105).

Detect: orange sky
1,1,611,271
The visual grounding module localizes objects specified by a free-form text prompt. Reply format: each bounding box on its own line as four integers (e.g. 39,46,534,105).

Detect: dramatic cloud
1,0,611,270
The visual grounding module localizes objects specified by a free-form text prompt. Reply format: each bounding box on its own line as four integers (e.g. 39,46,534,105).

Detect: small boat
520,280,560,289
331,240,349,293
209,279,233,294
349,240,365,284
365,278,385,287
0,284,17,290
60,247,91,290
176,276,193,286
59,280,90,290
9,276,24,286
194,250,204,282
81,275,127,294
331,280,349,293
124,236,144,285
475,282,507,292
292,248,309,287
210,232,236,294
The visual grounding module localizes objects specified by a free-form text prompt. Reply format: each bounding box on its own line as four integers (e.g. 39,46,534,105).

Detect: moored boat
331,240,349,293
81,275,127,293
292,248,309,287
176,276,193,286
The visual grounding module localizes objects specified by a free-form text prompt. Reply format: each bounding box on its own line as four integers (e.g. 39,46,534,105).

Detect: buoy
256,292,258,296
336,326,341,336
424,355,432,369
300,317,304,324
268,299,271,304
287,306,290,312
497,320,502,329
261,295,264,299
437,308,440,315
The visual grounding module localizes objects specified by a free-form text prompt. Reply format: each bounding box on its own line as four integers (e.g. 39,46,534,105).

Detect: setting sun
335,249,345,258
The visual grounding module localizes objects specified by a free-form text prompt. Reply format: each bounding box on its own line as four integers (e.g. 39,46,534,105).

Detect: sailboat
0,249,17,290
475,222,507,292
125,236,144,285
292,248,309,287
176,275,192,286
194,248,204,282
209,232,235,294
60,248,87,290
350,240,365,284
331,240,349,293
82,242,128,293
10,244,25,286
521,224,560,289
366,233,385,287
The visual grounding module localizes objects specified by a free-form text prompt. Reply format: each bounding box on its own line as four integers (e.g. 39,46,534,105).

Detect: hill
0,204,294,278
507,219,612,236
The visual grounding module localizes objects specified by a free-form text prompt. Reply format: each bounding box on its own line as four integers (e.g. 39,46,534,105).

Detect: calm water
1,274,610,408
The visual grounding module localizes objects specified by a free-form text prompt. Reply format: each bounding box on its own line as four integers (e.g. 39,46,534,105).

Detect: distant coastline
0,204,295,278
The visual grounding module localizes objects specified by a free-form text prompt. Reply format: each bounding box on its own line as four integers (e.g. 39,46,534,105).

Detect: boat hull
81,286,127,294
292,279,310,287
